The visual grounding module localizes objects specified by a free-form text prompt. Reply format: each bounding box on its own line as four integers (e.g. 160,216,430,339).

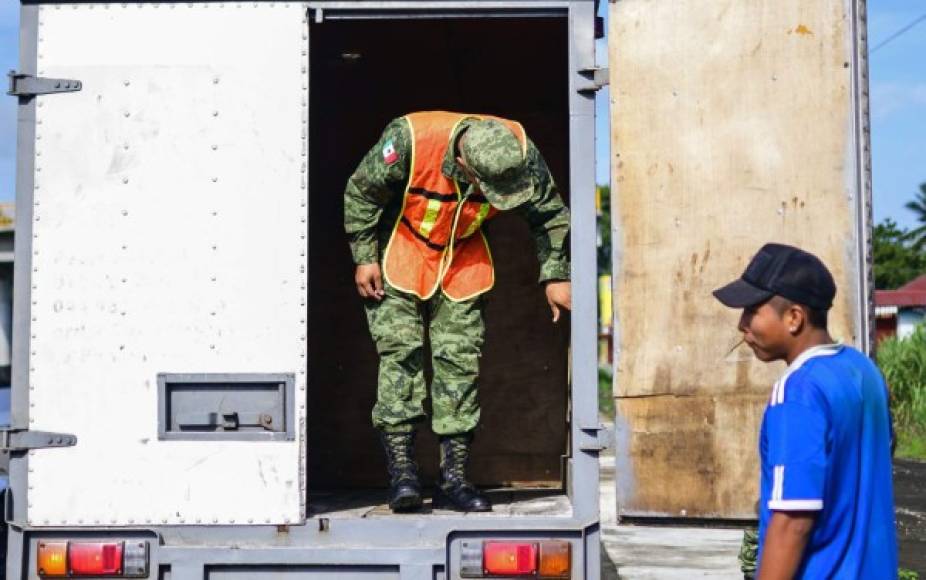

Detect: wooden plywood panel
615,394,767,518
609,0,865,517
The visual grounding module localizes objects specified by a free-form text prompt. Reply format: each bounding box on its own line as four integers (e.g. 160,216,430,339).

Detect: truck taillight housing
36,542,67,577
484,541,538,575
37,540,149,578
69,542,123,576
460,539,571,578
538,541,571,578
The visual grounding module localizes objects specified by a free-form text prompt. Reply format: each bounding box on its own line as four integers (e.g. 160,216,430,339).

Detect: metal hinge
578,423,613,453
578,67,609,94
0,428,77,453
0,428,77,491
7,71,83,98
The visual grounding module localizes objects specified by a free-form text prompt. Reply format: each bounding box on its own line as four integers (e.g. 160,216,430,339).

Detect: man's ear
787,304,806,335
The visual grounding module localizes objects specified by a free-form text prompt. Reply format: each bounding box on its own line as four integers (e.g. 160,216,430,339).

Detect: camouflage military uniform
738,528,758,579
344,116,570,436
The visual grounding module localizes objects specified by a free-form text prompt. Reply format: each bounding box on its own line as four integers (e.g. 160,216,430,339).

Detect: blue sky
867,1,926,230
0,2,924,230
1,1,16,204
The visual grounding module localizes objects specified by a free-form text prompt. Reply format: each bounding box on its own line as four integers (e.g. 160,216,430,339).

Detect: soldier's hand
545,281,572,323
355,263,385,301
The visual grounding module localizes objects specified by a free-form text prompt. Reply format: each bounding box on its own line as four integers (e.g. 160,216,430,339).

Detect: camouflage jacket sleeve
343,119,411,265
518,140,571,282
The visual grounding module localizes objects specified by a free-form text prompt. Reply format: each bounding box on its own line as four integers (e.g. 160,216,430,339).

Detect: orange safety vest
382,111,527,301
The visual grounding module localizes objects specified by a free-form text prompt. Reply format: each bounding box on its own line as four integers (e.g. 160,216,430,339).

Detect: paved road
600,449,926,577
895,458,926,574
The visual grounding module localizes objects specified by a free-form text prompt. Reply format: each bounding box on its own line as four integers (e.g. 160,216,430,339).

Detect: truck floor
308,488,572,519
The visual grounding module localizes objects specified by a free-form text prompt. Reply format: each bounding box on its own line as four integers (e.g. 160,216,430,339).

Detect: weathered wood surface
609,0,866,517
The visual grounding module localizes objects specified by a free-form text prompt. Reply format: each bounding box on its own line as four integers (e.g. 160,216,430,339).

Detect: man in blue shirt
714,243,897,579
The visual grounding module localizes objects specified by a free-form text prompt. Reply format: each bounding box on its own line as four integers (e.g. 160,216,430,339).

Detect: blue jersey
758,344,897,579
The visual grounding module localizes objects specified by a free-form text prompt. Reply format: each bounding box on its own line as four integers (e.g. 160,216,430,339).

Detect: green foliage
877,325,926,459
873,218,926,289
896,431,926,461
899,567,919,580
904,183,926,251
597,185,612,277
599,365,615,419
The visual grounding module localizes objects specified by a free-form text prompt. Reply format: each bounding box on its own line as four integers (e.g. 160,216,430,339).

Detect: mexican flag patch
382,139,398,165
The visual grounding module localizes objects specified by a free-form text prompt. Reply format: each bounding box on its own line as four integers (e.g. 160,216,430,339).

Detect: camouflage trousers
739,528,758,579
364,282,485,436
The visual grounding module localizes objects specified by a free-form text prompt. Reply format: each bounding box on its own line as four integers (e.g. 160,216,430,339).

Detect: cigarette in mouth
725,338,746,357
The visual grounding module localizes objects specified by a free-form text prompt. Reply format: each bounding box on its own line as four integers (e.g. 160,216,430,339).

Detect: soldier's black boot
434,433,492,512
379,430,423,513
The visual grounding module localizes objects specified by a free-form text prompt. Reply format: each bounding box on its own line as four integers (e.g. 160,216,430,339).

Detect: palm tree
905,183,926,250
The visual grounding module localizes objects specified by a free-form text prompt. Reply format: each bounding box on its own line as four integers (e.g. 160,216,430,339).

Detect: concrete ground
598,438,926,578
598,449,747,580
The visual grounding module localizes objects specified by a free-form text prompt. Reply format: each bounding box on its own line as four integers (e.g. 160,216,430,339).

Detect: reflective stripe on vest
462,202,492,238
419,197,443,238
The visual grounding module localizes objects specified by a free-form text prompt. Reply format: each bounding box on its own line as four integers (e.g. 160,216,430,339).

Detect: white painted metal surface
28,3,307,526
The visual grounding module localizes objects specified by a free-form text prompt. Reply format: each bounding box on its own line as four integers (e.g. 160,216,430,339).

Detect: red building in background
875,274,926,344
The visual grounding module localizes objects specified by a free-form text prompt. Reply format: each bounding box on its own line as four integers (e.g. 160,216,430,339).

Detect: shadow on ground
601,540,620,579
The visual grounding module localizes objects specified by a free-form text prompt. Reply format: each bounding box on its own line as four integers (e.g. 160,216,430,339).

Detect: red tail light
38,539,148,577
460,539,572,578
68,542,124,576
483,541,538,576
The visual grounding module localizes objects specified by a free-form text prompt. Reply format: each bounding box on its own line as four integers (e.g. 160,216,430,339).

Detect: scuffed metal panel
609,0,865,517
27,3,307,526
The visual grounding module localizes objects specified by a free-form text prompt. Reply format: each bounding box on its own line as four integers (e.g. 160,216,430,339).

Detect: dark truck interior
306,15,572,514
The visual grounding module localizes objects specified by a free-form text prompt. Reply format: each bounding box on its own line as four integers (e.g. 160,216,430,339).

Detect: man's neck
784,329,835,365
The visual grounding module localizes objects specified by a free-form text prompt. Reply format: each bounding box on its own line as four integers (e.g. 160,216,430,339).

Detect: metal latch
0,428,77,453
578,67,609,93
578,423,613,453
176,411,277,432
8,71,83,98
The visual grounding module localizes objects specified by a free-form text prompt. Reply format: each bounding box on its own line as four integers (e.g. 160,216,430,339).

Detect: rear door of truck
608,0,871,518
13,3,308,527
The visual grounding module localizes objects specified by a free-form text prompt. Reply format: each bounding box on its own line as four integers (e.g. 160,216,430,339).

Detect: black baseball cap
713,243,836,310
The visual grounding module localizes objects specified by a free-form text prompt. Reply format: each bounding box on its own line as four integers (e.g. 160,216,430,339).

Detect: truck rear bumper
7,518,600,580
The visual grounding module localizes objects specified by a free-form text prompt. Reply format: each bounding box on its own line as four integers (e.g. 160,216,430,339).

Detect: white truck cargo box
25,3,308,528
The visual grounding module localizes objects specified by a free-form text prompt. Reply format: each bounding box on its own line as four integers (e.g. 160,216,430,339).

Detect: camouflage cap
460,119,533,210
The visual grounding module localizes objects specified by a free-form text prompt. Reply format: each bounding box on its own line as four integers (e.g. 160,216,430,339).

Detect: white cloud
871,82,926,120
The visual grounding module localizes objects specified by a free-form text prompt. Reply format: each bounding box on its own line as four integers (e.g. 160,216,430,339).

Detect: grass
896,430,926,461
599,365,615,419
877,324,926,461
